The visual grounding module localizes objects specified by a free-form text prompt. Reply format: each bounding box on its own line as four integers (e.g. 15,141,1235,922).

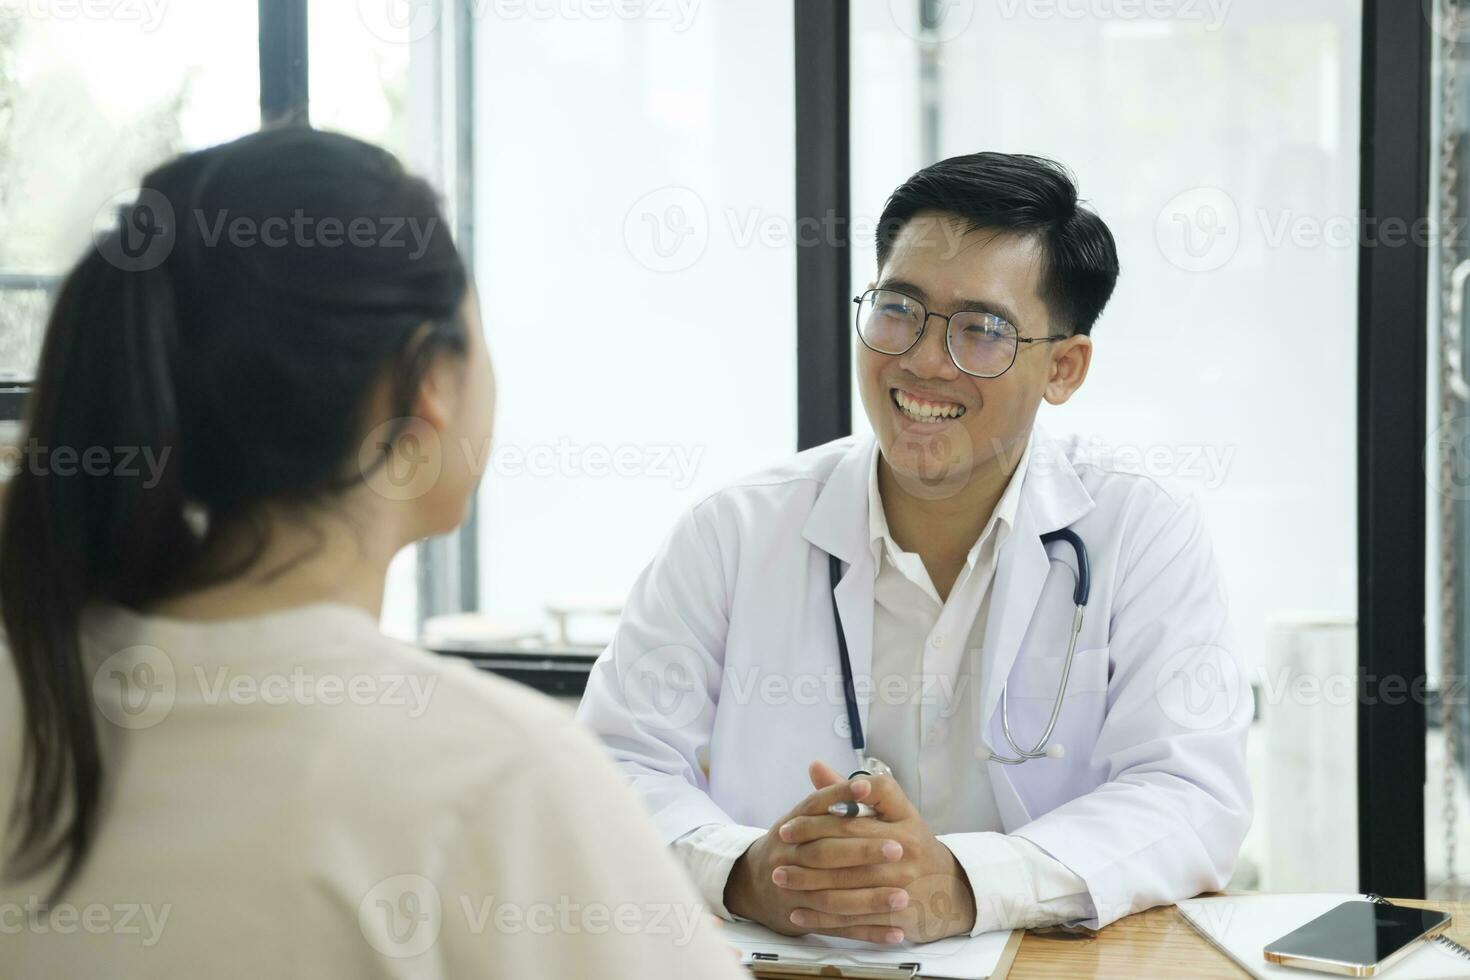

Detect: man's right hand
723,761,910,943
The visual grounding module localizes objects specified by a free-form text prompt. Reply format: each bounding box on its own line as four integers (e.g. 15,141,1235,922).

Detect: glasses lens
947,313,1017,377
857,289,923,354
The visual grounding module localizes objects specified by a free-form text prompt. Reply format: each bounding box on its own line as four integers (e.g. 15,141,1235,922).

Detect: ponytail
1,232,201,893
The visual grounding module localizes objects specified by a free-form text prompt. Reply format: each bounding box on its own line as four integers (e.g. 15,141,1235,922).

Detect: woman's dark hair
876,152,1120,336
0,127,469,895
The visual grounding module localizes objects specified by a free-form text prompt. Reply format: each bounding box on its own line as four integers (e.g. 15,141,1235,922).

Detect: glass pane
0,2,259,274
381,544,419,643
473,2,797,647
308,1,412,164
0,280,51,377
853,0,1362,891
0,1,258,376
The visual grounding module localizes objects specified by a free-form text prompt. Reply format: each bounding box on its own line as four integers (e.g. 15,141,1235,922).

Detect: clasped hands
724,760,976,945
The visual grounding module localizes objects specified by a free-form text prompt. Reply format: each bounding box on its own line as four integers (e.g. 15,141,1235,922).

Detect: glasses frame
852,287,1071,379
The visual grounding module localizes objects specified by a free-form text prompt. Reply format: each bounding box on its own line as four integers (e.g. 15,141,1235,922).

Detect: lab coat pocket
1000,648,1112,786
1004,646,1111,699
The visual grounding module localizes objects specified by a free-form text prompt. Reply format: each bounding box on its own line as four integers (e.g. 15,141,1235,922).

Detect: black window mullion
259,0,309,128
793,0,851,450
1357,0,1431,899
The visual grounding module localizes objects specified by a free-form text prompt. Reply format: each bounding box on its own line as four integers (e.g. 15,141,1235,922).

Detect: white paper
721,920,1013,979
1177,894,1470,979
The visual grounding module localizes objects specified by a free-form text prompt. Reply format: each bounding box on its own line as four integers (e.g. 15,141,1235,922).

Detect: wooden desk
1006,897,1470,978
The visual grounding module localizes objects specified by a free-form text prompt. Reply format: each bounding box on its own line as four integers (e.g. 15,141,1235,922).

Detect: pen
827,801,877,818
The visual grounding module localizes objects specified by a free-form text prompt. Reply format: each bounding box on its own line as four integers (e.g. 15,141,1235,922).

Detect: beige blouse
0,601,743,979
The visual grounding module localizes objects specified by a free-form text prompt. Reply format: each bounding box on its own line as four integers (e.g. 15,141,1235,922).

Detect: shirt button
931,634,945,648
924,725,945,747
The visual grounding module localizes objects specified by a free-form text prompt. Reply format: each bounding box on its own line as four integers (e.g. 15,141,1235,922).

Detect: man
577,152,1251,943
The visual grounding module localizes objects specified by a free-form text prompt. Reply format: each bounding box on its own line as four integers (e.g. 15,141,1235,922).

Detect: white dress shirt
675,440,1093,934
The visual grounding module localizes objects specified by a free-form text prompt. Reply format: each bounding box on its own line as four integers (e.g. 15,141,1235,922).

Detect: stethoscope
829,527,1091,777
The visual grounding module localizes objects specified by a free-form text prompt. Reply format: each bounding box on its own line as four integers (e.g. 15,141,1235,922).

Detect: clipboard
742,928,1024,979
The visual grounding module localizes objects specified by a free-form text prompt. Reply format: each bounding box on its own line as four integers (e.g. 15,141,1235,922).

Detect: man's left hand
771,761,977,944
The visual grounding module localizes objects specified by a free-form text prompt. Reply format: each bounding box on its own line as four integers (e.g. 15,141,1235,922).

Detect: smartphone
1264,900,1452,976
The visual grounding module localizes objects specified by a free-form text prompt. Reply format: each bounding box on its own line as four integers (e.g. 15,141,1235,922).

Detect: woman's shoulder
313,614,590,763
305,624,629,847
75,600,599,803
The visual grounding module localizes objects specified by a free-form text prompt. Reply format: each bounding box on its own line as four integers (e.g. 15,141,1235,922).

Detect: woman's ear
1043,334,1092,406
354,332,463,508
410,332,465,435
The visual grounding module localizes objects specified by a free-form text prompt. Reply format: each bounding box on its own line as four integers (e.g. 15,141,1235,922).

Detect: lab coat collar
800,425,1095,564
801,436,879,567
1016,428,1095,535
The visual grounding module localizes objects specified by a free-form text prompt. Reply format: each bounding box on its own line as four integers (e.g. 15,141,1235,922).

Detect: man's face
857,211,1085,497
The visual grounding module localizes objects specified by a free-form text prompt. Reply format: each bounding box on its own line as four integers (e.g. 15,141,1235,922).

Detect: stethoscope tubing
828,552,869,775
828,528,1090,771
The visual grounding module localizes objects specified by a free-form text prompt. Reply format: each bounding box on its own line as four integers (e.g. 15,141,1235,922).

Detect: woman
0,128,741,979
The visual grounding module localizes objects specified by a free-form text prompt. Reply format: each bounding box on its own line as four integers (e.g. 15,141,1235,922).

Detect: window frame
1357,0,1430,898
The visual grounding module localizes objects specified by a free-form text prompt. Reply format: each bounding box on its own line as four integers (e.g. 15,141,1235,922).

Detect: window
0,0,259,376
853,0,1362,890
308,0,411,162
470,1,798,647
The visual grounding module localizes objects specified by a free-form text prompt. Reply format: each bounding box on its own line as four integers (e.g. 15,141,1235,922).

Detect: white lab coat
577,428,1252,928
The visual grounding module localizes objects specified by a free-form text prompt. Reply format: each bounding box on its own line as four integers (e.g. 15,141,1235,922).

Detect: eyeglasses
853,287,1070,379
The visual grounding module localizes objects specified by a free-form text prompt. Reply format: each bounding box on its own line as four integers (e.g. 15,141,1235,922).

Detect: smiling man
578,152,1252,943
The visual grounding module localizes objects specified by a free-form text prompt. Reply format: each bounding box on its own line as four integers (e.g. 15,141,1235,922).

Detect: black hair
876,152,1120,336
0,126,469,895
